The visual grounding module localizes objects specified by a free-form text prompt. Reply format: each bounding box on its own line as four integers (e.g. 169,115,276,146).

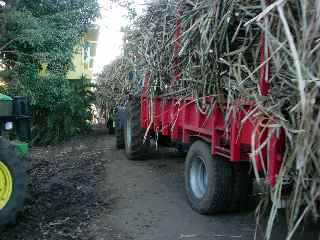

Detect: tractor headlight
4,122,13,131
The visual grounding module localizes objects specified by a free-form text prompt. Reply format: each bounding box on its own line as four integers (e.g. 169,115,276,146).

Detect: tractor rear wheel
115,127,124,149
115,107,126,149
124,97,148,160
185,140,232,214
107,118,115,135
0,138,27,226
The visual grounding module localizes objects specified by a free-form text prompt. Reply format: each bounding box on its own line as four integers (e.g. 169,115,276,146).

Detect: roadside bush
11,64,94,144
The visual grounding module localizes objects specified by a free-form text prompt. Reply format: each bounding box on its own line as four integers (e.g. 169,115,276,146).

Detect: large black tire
115,107,126,149
0,138,27,226
228,162,252,212
185,140,233,214
107,118,115,135
116,128,124,149
124,97,148,160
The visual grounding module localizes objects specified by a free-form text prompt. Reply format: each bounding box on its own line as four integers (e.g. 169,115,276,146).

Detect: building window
84,41,97,70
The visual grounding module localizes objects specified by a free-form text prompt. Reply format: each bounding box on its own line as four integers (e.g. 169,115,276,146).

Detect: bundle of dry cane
108,0,320,238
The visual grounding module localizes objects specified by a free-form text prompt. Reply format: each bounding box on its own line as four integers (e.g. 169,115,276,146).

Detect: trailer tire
185,140,232,214
115,107,126,149
124,97,148,160
107,118,115,135
229,162,252,212
0,138,27,226
116,128,124,149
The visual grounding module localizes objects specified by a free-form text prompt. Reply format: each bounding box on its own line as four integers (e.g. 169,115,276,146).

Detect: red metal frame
140,2,284,187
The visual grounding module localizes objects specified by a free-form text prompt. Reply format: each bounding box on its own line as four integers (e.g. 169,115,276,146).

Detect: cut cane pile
105,1,320,238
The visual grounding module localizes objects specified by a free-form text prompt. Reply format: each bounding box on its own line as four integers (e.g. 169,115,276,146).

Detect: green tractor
0,93,30,226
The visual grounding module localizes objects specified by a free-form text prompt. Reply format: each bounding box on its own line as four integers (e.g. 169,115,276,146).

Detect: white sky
93,0,146,74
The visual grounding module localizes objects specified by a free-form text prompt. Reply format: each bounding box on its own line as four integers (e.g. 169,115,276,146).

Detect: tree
0,0,99,144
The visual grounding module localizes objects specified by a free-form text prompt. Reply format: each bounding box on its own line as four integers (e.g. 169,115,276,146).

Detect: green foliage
31,76,94,145
0,0,99,70
0,0,99,144
9,64,94,144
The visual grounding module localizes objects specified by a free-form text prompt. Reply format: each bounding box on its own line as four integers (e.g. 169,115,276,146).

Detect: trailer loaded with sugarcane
0,94,30,226
115,0,319,235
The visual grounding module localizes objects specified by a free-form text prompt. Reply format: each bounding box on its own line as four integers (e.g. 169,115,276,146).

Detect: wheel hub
0,161,13,210
189,156,208,199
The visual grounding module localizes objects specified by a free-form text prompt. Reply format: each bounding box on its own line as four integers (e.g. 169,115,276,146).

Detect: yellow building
67,26,99,80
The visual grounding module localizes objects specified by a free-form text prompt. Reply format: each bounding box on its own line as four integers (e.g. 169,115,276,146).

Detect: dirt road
1,129,317,240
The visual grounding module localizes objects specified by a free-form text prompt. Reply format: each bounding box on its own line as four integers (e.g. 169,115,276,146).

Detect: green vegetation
0,0,99,144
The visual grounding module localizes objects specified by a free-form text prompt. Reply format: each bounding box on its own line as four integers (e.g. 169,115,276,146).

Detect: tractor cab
0,94,31,155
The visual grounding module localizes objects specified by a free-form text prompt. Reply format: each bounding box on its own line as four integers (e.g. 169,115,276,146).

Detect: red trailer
120,3,285,214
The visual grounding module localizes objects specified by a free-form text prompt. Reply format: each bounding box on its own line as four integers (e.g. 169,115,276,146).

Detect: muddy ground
1,128,319,240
